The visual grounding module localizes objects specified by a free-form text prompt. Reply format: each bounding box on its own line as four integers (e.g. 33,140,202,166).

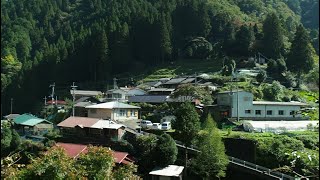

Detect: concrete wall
218,92,304,119
88,109,113,119
233,104,303,118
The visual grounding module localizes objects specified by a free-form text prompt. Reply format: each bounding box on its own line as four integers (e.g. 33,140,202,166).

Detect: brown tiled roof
57,116,99,128
56,142,88,158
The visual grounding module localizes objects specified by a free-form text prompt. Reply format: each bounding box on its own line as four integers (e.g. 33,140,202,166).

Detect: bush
256,136,305,168
256,70,267,83
210,74,232,85
295,136,319,150
261,81,284,101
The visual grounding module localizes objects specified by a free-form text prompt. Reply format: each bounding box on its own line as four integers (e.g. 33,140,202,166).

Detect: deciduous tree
192,114,229,178
174,102,200,171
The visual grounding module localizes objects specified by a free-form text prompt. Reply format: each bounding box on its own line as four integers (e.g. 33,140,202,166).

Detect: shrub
256,70,267,83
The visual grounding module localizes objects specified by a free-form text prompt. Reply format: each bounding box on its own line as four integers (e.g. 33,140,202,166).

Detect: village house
105,87,146,102
216,90,309,120
57,116,126,141
13,114,53,135
70,90,103,100
128,95,168,104
160,77,197,89
148,88,175,96
74,96,101,117
54,142,135,164
85,101,140,121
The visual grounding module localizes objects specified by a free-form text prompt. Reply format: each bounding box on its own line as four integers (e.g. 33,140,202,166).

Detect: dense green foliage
173,102,200,147
4,146,139,179
224,130,319,177
1,0,319,114
134,133,178,174
191,114,229,178
287,25,315,75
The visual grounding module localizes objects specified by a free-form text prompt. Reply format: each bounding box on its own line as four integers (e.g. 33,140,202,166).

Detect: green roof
13,114,52,126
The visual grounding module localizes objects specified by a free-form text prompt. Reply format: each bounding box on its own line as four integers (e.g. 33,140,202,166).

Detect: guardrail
229,156,298,180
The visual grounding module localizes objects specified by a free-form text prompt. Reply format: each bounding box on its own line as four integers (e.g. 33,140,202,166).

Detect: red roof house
55,142,134,164
47,100,67,105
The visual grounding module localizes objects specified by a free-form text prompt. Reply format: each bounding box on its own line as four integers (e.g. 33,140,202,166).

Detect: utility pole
10,98,13,114
44,96,47,106
232,72,239,122
49,82,55,108
43,96,47,118
71,82,78,117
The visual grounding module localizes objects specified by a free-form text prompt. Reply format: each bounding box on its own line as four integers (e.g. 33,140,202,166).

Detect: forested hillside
1,0,319,113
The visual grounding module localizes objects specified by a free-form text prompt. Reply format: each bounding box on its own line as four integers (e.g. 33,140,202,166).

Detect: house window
131,110,135,117
245,110,251,114
119,109,126,116
90,109,97,114
267,110,272,115
278,110,284,115
290,111,295,115
255,110,261,115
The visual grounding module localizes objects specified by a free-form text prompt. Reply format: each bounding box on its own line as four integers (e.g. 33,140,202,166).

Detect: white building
217,91,309,120
85,101,140,121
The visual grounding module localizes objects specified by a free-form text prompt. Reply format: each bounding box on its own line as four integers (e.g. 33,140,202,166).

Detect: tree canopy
287,25,315,75
191,113,229,178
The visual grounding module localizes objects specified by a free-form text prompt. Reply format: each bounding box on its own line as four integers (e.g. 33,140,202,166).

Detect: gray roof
163,78,187,85
4,114,20,120
181,78,195,84
75,96,101,104
148,88,175,92
74,102,97,108
128,95,168,103
86,101,140,109
252,101,309,106
71,90,102,96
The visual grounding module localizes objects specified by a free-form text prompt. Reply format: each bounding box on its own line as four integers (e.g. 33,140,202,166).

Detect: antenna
71,82,78,117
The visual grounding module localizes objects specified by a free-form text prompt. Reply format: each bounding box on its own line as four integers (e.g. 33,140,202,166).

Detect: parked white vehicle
161,121,171,130
151,123,162,130
141,120,153,129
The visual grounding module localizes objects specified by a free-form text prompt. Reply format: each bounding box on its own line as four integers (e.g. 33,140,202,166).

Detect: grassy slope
132,59,223,83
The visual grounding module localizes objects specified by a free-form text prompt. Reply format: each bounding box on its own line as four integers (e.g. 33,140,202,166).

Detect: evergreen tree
174,102,200,172
153,133,178,167
191,114,229,179
262,13,284,59
223,22,236,52
287,25,314,75
234,25,255,56
159,16,172,63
